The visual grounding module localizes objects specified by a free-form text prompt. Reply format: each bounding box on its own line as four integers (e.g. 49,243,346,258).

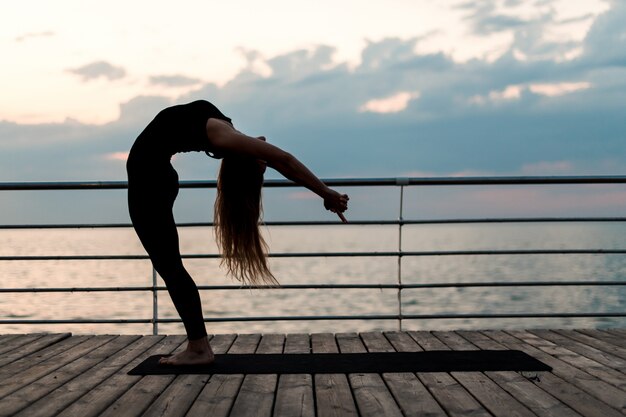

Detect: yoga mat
127,350,551,375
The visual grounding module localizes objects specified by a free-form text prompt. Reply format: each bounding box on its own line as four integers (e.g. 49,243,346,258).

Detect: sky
1,0,625,223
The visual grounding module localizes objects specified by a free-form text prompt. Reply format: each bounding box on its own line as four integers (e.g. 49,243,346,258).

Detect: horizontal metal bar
196,312,626,321
1,280,625,293
2,311,625,325
1,175,626,191
0,319,153,324
2,249,626,261
2,217,626,230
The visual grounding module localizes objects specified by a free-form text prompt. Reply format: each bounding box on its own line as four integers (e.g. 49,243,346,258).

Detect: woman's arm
206,118,349,221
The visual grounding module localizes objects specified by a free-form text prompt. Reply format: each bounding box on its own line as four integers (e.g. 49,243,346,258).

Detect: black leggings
127,158,207,340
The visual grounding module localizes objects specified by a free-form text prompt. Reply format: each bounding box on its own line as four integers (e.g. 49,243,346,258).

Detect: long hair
214,156,278,287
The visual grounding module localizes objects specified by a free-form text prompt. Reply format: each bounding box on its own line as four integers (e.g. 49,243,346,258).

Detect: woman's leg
128,171,213,364
138,219,214,365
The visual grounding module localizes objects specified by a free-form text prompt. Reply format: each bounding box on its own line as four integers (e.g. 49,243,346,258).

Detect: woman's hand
324,189,349,223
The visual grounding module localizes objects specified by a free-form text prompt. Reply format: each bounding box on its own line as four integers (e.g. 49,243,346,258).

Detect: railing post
152,267,158,335
396,178,409,331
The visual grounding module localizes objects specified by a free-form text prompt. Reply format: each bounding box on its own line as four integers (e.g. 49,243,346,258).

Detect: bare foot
159,336,215,366
159,350,214,366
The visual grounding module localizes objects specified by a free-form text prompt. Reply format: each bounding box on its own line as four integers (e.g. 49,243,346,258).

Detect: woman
126,100,349,366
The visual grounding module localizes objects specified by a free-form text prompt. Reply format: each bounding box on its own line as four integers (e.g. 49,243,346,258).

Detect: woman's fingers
337,212,348,223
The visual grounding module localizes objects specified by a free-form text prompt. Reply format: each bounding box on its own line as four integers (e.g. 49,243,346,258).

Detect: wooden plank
0,333,47,356
311,332,337,353
335,332,367,353
507,329,626,410
282,333,310,354
89,334,190,417
187,334,260,417
483,330,625,417
311,333,358,417
208,333,237,354
256,333,285,354
457,330,583,417
185,334,244,417
273,374,314,417
360,331,395,353
576,329,626,349
484,370,583,417
431,331,537,417
407,330,448,350
553,329,626,361
186,374,244,417
140,334,236,417
273,333,314,417
227,333,280,417
605,328,626,339
55,335,186,417
13,335,164,417
228,333,262,354
0,334,25,347
431,331,479,351
531,329,626,374
452,371,536,417
0,335,112,399
383,331,422,352
407,331,492,417
0,333,71,364
0,335,87,377
1,335,140,417
336,332,403,417
418,372,492,417
229,373,277,417
367,332,447,417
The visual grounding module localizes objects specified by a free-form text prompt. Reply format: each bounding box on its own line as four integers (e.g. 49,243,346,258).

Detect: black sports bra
133,100,232,159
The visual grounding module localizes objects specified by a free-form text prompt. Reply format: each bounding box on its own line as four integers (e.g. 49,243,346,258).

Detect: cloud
465,187,626,216
1,1,625,224
15,30,55,42
288,191,318,200
149,74,202,87
468,81,591,103
359,91,420,113
457,1,533,35
266,45,337,78
67,61,126,82
528,81,591,96
458,0,606,63
104,152,129,162
489,84,523,101
580,0,626,66
0,1,626,222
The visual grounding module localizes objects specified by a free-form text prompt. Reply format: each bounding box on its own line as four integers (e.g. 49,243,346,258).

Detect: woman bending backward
126,100,349,366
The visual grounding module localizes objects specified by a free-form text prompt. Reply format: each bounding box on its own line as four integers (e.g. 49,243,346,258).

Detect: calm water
1,223,625,335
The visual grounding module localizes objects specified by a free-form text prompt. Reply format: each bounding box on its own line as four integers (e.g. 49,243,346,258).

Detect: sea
1,222,625,335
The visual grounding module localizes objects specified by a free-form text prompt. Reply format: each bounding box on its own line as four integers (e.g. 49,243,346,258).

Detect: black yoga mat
127,350,551,375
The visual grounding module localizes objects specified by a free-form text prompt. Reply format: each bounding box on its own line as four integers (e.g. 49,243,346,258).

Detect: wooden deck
0,330,624,417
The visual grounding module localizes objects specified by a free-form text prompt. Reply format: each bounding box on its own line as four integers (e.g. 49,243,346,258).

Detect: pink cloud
407,185,626,218
103,152,129,162
288,191,318,200
465,187,626,214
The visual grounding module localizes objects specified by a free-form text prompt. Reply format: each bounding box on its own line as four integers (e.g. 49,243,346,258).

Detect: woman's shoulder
186,100,232,121
185,99,218,111
161,99,213,112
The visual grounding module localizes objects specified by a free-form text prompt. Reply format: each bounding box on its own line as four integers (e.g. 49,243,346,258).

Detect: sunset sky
1,0,625,222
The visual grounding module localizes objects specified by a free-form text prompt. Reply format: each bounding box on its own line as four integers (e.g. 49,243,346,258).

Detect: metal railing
1,175,626,334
